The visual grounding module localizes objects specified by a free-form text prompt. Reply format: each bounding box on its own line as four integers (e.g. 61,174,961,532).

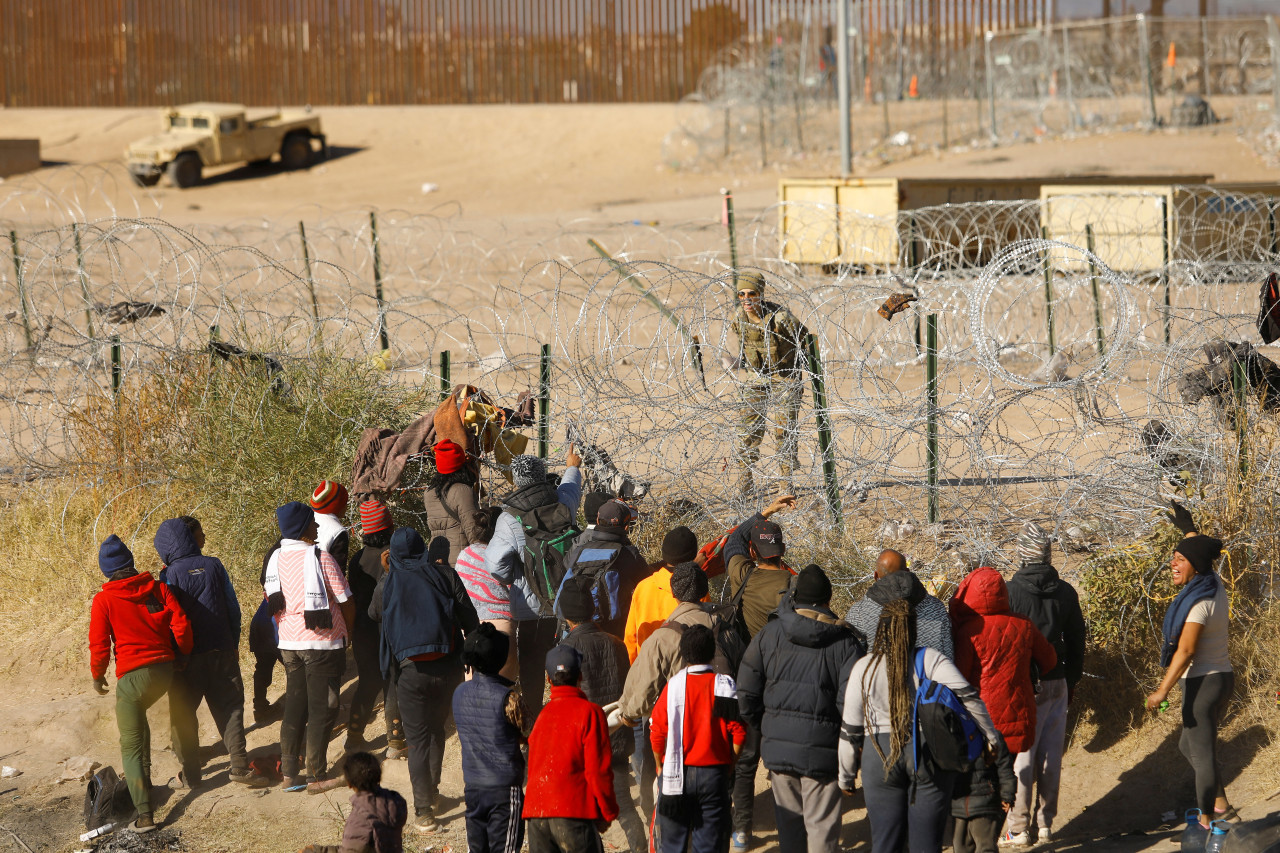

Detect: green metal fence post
1040,225,1056,357
538,343,551,459
299,220,321,343
8,230,34,351
908,214,922,354
110,335,122,397
1161,196,1171,346
1086,224,1105,357
722,188,740,289
369,211,389,353
1232,357,1248,482
440,350,451,400
805,332,843,530
926,314,939,525
72,223,95,340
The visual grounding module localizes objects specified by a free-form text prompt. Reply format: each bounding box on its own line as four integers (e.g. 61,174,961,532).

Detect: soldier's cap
749,517,786,558
544,644,582,679
738,271,766,296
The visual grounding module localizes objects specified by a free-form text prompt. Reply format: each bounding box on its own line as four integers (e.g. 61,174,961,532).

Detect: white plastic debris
890,131,912,146
421,182,439,194
1,766,21,778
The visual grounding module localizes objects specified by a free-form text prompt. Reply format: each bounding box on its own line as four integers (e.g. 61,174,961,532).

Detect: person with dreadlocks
424,438,485,566
838,598,1002,853
1144,505,1236,827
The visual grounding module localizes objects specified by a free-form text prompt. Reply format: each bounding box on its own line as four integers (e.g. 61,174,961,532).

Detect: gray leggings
1179,671,1234,815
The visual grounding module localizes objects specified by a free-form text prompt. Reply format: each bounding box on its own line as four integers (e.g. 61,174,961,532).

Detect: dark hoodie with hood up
846,569,954,660
736,596,865,782
155,518,241,655
1006,562,1086,686
375,528,479,678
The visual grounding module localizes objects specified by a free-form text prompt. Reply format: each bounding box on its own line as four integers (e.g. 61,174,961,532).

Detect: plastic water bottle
1205,820,1230,853
1181,810,1208,853
79,823,115,842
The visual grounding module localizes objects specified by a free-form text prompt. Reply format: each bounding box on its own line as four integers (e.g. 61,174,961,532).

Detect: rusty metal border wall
2,0,1067,107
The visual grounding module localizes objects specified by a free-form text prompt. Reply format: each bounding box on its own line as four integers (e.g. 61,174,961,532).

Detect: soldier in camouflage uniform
730,272,809,496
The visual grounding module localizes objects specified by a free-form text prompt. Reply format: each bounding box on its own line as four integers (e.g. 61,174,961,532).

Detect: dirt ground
1,106,1279,852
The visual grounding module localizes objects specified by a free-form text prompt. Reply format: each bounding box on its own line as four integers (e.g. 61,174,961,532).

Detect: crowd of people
86,442,1237,853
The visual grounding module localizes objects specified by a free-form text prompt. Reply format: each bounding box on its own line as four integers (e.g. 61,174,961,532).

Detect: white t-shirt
1184,583,1231,679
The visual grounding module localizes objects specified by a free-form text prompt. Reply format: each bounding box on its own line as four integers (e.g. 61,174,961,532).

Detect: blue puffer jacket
452,673,525,788
155,518,240,655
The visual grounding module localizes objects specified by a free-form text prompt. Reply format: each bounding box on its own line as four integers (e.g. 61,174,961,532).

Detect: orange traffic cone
1166,42,1177,67
908,75,919,98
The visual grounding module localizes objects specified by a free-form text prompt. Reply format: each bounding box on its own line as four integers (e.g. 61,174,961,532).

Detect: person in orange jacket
624,527,700,663
89,534,194,833
523,645,618,853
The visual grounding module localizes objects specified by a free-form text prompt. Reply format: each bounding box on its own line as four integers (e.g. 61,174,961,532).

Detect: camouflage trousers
735,377,804,480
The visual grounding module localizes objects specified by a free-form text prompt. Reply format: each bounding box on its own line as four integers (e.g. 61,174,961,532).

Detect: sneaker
731,831,750,851
1000,830,1031,847
1036,828,1053,845
281,775,307,791
228,769,272,788
175,769,202,791
414,813,441,834
306,777,345,795
131,813,159,834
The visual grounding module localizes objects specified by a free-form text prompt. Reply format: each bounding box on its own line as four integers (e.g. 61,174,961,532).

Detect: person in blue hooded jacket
374,527,480,833
156,516,268,788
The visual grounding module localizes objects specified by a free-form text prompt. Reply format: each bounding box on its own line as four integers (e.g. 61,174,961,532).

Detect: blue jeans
656,764,733,853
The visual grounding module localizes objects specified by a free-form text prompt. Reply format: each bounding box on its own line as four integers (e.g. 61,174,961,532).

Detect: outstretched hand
761,494,796,518
1166,500,1197,535
566,443,582,469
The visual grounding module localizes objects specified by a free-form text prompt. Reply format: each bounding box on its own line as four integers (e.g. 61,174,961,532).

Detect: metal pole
1041,225,1056,357
8,231,33,352
941,97,949,149
1086,224,1105,356
837,0,852,177
1232,357,1248,482
984,31,998,141
1161,196,1172,346
1269,16,1280,119
1201,17,1211,97
439,350,451,400
110,335,122,397
757,102,768,167
1062,26,1078,129
538,343,551,459
1138,14,1159,128
805,332,843,530
926,313,939,525
723,188,740,288
895,0,906,101
299,221,321,341
72,223,95,340
882,80,891,140
369,211,390,353
908,214,922,354
724,107,731,159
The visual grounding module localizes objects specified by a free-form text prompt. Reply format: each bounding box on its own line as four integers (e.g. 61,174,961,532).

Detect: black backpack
663,602,748,673
557,539,637,623
509,498,580,612
912,649,985,774
1259,272,1280,344
83,765,135,831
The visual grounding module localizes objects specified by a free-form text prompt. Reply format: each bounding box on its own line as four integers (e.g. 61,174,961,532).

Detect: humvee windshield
191,117,210,129
169,116,188,128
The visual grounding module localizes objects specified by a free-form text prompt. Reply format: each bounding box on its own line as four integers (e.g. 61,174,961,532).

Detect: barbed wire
2,165,1279,587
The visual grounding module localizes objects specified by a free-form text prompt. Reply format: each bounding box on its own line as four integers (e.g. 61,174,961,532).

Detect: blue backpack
912,648,984,774
554,544,624,623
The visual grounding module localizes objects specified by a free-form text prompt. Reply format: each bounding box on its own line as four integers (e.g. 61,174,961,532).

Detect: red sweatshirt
522,685,619,823
90,572,194,679
650,671,746,766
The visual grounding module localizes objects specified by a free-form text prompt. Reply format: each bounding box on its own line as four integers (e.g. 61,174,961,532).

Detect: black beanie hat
793,563,833,606
670,562,709,603
1174,534,1223,576
662,526,699,564
462,623,510,676
558,581,596,623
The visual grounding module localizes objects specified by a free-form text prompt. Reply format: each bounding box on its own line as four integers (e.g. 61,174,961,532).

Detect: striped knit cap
310,480,349,515
359,499,393,536
1016,521,1051,565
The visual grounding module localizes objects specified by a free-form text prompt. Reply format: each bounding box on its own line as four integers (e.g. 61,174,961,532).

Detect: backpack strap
727,561,758,611
911,647,927,799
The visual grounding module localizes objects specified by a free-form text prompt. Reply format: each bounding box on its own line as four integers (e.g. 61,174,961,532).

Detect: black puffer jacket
951,742,1016,819
736,597,865,783
1006,562,1086,686
560,621,633,757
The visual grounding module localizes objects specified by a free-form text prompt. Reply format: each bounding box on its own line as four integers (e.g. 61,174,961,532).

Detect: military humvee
126,102,327,188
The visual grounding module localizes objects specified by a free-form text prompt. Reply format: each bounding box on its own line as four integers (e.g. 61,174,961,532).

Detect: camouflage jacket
732,300,809,377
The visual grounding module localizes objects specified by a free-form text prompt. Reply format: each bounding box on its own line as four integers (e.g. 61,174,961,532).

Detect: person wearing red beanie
424,440,483,565
310,480,351,570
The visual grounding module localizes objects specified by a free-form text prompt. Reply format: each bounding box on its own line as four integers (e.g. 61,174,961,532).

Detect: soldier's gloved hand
93,677,109,695
877,292,917,321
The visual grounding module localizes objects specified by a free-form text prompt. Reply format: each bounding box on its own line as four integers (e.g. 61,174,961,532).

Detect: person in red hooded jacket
949,566,1057,853
89,534,194,833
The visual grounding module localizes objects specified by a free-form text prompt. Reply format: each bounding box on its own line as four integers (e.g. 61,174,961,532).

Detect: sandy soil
1,106,1279,852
